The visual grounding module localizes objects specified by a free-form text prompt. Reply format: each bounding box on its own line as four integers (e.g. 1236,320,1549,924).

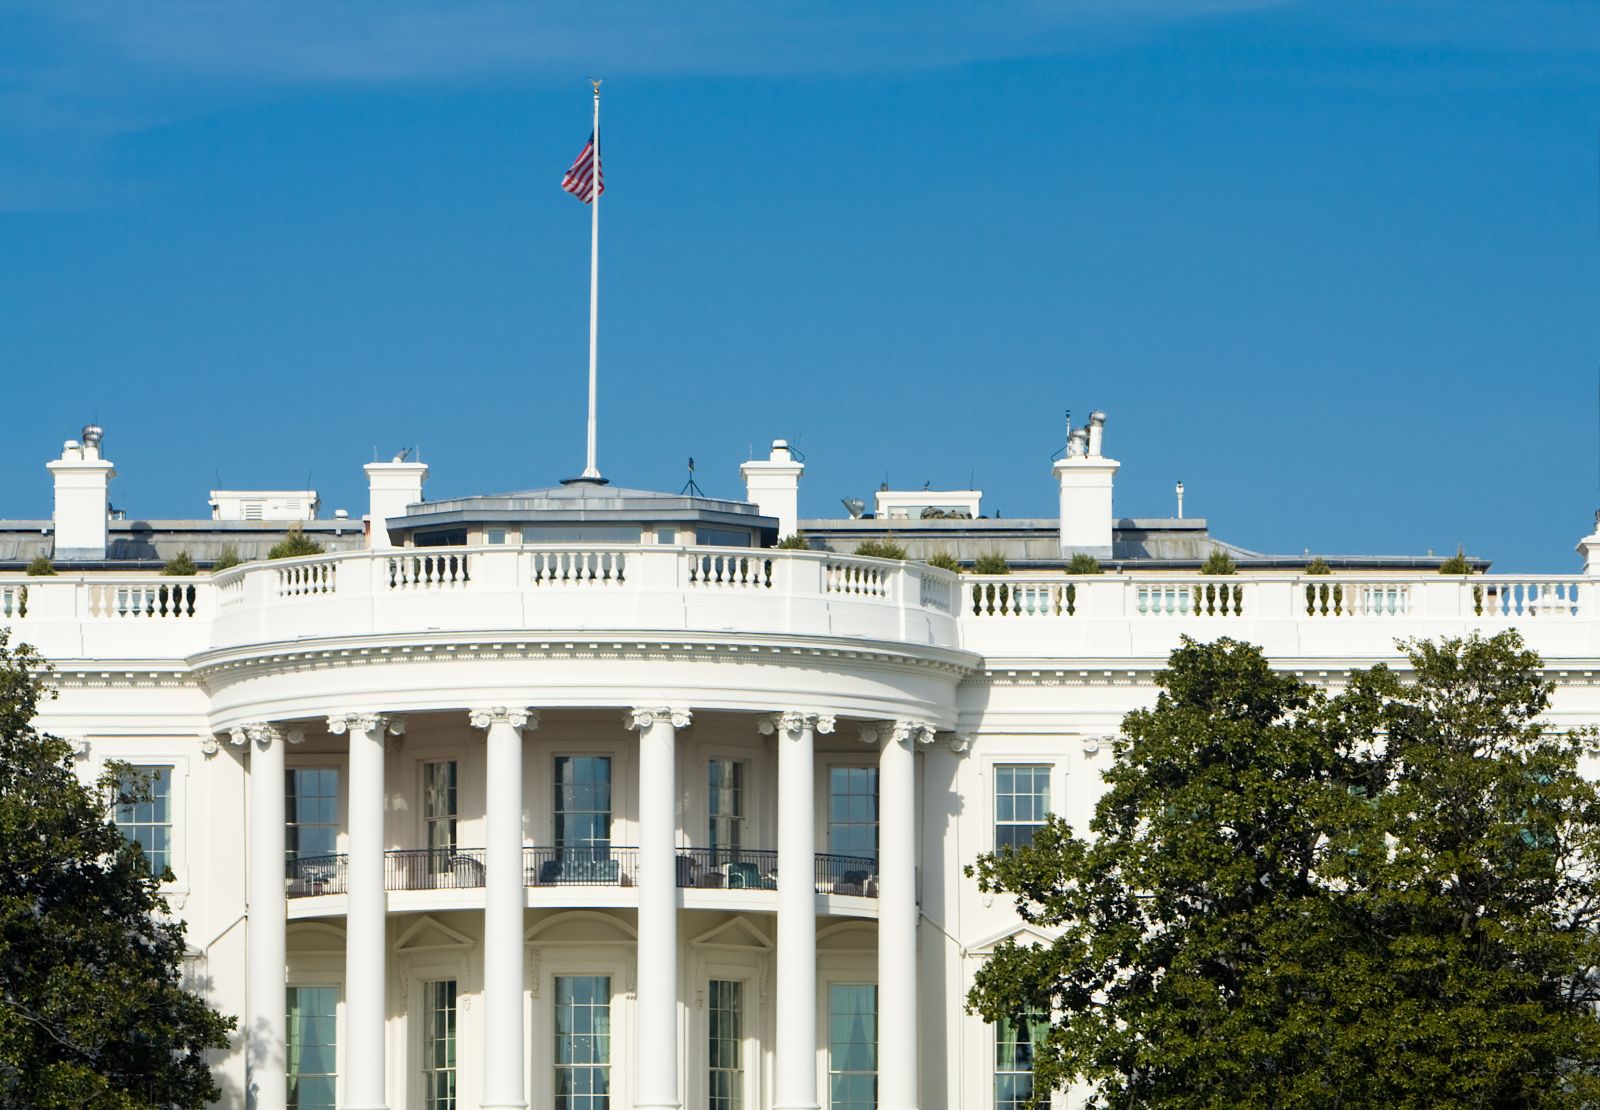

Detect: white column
328,713,404,1110
626,706,691,1110
761,710,834,1110
875,721,930,1110
471,707,536,1110
241,723,287,1110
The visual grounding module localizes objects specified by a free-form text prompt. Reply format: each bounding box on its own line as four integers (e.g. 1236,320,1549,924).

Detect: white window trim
99,751,191,895
978,753,1061,856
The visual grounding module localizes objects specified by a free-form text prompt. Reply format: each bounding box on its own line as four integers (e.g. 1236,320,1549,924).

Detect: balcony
285,846,879,900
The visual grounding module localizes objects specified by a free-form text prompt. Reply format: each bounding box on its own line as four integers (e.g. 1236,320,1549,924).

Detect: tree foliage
210,546,241,572
773,533,810,550
925,549,961,572
1199,549,1237,575
969,632,1600,1109
25,556,54,577
0,632,234,1108
973,552,1011,576
1065,553,1103,575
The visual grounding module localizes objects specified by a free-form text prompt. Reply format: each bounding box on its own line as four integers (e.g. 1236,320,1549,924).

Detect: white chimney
740,440,805,538
1054,411,1118,558
364,455,429,549
46,424,115,561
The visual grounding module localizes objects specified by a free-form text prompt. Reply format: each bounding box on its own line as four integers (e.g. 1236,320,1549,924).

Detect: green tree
925,549,960,572
159,552,197,577
973,552,1011,575
773,533,809,550
967,632,1600,1108
210,546,241,572
0,632,234,1107
1438,546,1473,574
1199,549,1237,575
25,556,54,577
266,526,324,560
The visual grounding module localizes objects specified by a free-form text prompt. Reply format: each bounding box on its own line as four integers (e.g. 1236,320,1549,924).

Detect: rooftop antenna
394,447,414,463
680,457,705,497
1050,409,1072,462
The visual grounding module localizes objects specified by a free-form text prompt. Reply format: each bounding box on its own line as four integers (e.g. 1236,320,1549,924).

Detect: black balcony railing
814,852,879,897
284,846,879,899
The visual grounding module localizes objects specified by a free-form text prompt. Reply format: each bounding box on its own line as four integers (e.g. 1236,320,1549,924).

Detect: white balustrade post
761,710,835,1110
471,707,537,1110
873,721,929,1110
241,723,287,1110
627,706,692,1110
327,713,403,1110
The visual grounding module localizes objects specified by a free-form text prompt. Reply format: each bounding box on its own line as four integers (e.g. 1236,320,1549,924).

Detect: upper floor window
994,765,1051,851
708,760,746,855
424,760,458,855
554,756,612,851
828,767,878,862
286,768,339,874
114,765,172,876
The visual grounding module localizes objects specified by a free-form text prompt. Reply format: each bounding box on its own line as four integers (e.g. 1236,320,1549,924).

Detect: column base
479,1103,529,1110
634,1103,684,1110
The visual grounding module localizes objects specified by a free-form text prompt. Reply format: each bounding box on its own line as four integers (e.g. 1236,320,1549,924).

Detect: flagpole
581,79,603,480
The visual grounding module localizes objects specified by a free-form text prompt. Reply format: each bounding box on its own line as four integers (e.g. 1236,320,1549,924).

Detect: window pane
555,758,612,851
555,976,611,1110
828,767,878,862
708,979,744,1110
421,980,457,1110
114,765,174,876
994,764,1051,851
828,984,877,1110
286,768,340,875
287,986,337,1110
996,1011,1049,1110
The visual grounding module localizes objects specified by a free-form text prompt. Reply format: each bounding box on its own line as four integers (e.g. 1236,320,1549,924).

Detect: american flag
561,132,603,203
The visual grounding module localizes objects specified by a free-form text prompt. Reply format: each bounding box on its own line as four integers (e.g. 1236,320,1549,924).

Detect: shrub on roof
774,533,810,550
25,556,54,577
1438,547,1473,574
972,552,1011,576
161,551,198,577
211,546,242,571
1200,550,1237,576
1305,557,1332,575
1065,553,1103,575
854,538,908,561
267,527,324,561
925,549,961,572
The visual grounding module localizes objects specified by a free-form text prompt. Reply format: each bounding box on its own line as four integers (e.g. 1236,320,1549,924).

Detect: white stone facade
8,426,1600,1110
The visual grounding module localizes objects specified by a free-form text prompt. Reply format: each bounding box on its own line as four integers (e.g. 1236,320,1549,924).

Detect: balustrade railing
277,560,337,598
1,584,24,619
386,552,470,590
824,557,891,599
86,581,201,619
283,846,880,899
529,549,626,586
686,551,773,590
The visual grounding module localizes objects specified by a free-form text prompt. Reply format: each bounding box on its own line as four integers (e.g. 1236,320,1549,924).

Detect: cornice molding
186,632,979,687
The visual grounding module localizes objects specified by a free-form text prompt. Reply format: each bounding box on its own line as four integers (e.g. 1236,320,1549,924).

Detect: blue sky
1,1,1597,569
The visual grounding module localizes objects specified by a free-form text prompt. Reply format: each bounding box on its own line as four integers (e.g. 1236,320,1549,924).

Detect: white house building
5,415,1600,1110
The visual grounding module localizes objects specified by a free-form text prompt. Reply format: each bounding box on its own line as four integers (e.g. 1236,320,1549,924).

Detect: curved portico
209,545,973,1110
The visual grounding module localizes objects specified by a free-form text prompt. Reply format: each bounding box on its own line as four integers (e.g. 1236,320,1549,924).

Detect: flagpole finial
591,78,602,96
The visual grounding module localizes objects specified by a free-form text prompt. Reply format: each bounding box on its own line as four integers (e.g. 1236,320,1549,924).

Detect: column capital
859,720,936,749
230,722,287,749
939,730,972,754
469,706,538,731
326,712,404,737
757,711,836,738
624,706,692,731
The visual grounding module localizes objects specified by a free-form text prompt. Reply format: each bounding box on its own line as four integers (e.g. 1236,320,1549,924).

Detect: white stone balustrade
3,557,1599,666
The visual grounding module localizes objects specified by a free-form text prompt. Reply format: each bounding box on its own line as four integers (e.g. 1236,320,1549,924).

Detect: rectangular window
554,756,612,853
486,528,508,545
422,979,457,1110
114,765,173,876
287,985,337,1110
286,768,339,877
828,983,877,1110
708,979,744,1110
695,527,753,548
994,765,1051,851
828,767,878,862
424,761,458,875
708,760,746,858
995,1012,1048,1110
554,975,611,1110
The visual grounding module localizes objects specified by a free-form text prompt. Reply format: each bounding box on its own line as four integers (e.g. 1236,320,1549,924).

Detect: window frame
990,762,1054,853
113,763,175,878
285,764,343,876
